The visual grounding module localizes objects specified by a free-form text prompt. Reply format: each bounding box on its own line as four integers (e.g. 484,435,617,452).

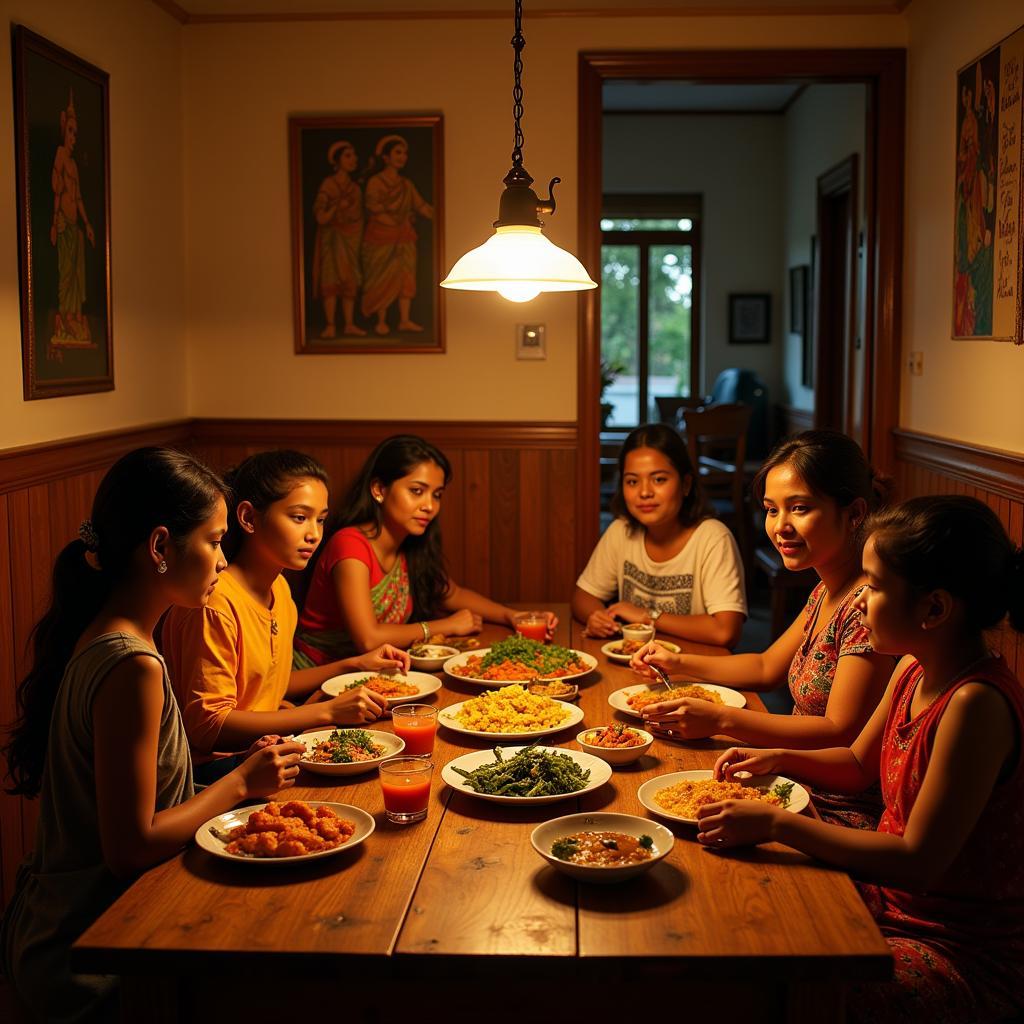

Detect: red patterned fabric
852,656,1024,1022
788,582,884,829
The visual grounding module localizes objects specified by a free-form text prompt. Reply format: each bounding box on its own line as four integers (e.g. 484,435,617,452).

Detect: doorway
575,49,906,569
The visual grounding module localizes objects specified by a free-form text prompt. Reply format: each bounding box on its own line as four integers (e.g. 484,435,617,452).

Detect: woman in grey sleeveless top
1,448,305,1022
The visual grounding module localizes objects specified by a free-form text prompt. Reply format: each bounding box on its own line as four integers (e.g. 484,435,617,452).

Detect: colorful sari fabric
851,656,1024,1022
788,582,884,830
294,548,411,667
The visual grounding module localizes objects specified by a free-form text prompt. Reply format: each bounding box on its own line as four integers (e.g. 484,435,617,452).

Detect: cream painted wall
903,0,1024,451
0,0,186,449
603,113,785,402
782,84,866,412
182,13,906,422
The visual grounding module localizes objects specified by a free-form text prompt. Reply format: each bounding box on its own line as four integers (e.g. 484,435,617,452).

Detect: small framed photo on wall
289,114,445,354
789,266,808,335
728,292,771,344
13,26,113,400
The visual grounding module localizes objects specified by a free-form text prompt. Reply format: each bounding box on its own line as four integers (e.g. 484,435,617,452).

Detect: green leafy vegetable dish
770,780,794,807
478,636,584,676
305,729,386,764
450,744,591,797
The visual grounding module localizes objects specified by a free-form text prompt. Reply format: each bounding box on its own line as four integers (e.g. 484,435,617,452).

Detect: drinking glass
379,756,433,824
512,611,548,642
391,704,438,757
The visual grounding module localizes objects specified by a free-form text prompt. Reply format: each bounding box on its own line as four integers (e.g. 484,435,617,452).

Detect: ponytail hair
318,435,451,618
220,450,329,561
3,447,226,797
867,495,1024,634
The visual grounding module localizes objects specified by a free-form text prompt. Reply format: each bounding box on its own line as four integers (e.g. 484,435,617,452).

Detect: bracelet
419,621,430,642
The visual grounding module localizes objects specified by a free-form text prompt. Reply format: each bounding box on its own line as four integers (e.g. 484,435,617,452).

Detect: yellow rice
653,778,782,819
452,685,570,733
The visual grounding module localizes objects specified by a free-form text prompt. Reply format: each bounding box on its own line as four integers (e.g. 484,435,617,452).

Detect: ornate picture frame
289,114,445,354
13,26,113,400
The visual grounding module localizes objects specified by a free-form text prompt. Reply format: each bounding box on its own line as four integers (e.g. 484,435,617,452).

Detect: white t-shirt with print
576,517,747,618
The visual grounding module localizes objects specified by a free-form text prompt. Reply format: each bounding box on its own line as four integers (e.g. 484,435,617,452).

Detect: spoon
648,661,673,691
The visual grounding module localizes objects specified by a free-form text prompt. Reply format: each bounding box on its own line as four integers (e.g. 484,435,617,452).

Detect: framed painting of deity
289,114,445,354
13,26,113,399
953,24,1024,343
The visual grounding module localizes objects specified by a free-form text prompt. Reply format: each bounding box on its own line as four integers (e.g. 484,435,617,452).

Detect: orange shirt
162,570,297,756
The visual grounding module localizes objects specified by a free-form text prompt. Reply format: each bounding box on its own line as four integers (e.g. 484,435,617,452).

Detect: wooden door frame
576,49,906,571
814,154,859,436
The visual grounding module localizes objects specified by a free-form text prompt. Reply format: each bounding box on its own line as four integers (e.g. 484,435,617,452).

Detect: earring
374,495,383,504
157,560,168,574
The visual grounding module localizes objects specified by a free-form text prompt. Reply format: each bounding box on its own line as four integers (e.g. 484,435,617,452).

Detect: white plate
442,647,597,687
321,670,441,707
531,812,674,882
608,682,746,718
297,728,405,776
196,801,375,863
439,697,584,740
441,745,612,805
600,639,681,664
637,769,810,825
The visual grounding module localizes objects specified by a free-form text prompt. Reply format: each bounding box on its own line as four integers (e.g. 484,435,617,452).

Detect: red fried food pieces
223,800,356,858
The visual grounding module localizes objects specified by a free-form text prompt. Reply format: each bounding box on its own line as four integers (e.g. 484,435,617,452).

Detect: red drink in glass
379,757,433,823
391,704,437,757
513,611,548,642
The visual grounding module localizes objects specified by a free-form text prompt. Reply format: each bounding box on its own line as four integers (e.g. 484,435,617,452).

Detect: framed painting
953,24,1024,343
13,26,112,400
803,238,817,388
289,114,445,354
728,292,771,344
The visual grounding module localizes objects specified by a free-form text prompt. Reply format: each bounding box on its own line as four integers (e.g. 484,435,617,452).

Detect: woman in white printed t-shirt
572,423,747,648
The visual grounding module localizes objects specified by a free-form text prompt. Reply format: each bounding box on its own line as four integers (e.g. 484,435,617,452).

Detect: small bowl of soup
620,622,655,646
531,812,674,883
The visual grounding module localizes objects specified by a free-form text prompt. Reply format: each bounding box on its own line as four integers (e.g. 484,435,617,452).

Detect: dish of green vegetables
440,744,613,805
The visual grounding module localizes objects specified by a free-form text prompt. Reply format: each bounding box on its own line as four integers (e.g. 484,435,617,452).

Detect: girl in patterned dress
295,435,557,664
701,496,1024,1023
161,450,408,777
633,430,893,828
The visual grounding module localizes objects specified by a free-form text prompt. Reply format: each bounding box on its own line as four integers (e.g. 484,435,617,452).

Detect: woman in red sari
698,495,1024,1022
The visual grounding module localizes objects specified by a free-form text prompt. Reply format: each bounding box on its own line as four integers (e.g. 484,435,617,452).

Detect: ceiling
163,0,908,21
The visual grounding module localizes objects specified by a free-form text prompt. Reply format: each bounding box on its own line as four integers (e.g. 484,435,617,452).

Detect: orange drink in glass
391,704,438,756
513,611,548,642
379,757,433,823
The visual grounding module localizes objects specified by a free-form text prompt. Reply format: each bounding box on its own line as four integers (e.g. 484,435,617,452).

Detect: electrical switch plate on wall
516,324,546,359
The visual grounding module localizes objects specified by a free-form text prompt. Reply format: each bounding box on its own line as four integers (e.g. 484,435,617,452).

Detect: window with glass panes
600,196,701,428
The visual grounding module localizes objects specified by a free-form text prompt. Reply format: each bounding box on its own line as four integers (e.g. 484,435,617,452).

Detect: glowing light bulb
497,283,543,302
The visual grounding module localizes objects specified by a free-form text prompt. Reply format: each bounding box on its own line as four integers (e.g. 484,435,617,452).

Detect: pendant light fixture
440,0,597,303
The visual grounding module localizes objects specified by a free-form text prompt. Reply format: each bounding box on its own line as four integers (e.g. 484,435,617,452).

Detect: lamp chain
511,0,525,169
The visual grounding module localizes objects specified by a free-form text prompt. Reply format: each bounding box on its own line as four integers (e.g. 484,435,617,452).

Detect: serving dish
531,812,673,883
600,638,681,664
575,725,654,766
438,698,584,741
607,682,746,718
637,769,810,825
408,644,459,671
441,745,611,805
297,728,405,777
321,670,441,707
196,801,375,864
442,647,597,687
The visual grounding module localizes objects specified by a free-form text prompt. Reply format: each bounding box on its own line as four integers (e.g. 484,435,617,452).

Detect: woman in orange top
161,450,407,777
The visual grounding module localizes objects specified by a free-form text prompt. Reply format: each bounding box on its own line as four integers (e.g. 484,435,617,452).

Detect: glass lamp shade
441,225,598,303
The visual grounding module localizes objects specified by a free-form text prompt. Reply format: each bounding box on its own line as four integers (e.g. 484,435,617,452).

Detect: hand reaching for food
356,643,410,674
234,739,306,798
325,685,387,725
713,746,785,781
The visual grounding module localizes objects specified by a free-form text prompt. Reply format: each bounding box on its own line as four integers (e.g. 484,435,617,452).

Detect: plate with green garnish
531,812,674,882
441,744,611,805
443,636,597,687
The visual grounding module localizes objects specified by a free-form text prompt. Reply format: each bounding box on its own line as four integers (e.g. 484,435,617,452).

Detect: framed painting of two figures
290,114,445,354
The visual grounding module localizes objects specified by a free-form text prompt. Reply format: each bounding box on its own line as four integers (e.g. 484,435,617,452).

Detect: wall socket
516,324,546,359
908,351,924,376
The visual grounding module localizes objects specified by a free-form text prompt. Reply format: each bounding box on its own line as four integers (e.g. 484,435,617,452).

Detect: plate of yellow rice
608,683,746,718
438,685,584,740
637,769,809,825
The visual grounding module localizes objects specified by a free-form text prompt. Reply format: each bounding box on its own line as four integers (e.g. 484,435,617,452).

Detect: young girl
701,496,1024,1023
632,430,894,828
160,450,408,773
293,435,557,665
1,447,305,1021
572,423,747,648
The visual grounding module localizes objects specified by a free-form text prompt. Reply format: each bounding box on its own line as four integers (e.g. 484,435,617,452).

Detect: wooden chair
753,544,818,639
681,403,754,581
654,394,703,424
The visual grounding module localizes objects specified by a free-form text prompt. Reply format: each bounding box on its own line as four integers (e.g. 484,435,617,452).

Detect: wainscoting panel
188,419,580,604
894,429,1024,676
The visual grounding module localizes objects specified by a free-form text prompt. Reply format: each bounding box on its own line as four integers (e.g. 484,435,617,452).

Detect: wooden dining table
73,605,891,1022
